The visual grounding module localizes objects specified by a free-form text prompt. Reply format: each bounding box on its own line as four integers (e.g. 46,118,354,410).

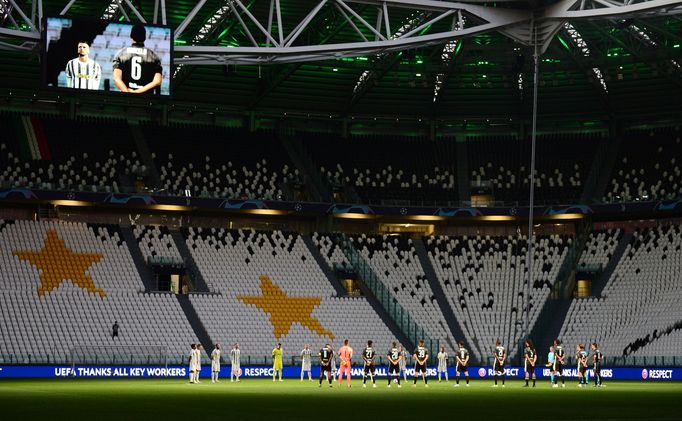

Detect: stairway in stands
176,294,214,357
592,231,633,297
413,237,467,352
120,225,157,291
301,235,347,297
170,229,211,292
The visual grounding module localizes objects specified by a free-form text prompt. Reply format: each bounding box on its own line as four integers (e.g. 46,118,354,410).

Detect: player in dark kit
413,340,429,387
387,342,402,387
523,339,537,387
553,339,566,387
455,341,470,387
577,344,589,387
493,340,506,387
112,24,163,94
591,343,604,387
362,340,377,388
318,343,333,387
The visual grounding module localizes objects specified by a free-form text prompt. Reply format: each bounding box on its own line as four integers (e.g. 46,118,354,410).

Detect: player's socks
502,375,505,385
414,377,417,385
525,379,529,386
363,374,367,385
494,375,498,385
466,377,469,385
456,377,460,385
424,376,428,385
532,378,536,387
550,373,555,384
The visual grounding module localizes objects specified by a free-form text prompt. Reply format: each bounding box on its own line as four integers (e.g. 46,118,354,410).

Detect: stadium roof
0,0,681,121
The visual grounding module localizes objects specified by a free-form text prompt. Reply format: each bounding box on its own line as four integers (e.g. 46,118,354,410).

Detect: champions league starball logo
642,369,648,380
478,368,486,377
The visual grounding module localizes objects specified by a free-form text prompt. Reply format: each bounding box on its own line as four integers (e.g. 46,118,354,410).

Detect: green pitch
0,379,680,420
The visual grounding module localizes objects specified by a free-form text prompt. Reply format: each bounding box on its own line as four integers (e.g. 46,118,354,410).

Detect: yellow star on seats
13,229,105,297
238,275,335,340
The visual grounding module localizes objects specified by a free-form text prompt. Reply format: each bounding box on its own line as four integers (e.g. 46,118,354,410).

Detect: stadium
0,0,681,419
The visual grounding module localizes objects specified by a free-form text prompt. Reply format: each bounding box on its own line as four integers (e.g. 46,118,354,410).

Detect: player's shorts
553,361,563,373
524,364,535,374
594,363,602,373
493,361,504,373
389,363,400,374
273,362,283,370
457,364,468,374
212,362,220,371
438,364,447,373
320,363,332,373
363,363,375,375
415,363,427,374
579,365,587,374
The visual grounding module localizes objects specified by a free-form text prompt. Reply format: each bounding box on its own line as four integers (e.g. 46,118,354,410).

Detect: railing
336,234,439,363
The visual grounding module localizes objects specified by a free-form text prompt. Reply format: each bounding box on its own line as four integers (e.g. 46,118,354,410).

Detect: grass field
0,378,680,420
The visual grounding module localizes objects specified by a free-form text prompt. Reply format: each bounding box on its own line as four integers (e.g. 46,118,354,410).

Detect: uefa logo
478,368,486,377
641,369,648,380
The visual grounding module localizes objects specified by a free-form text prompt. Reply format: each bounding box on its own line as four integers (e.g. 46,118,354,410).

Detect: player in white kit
188,343,197,384
195,344,203,383
300,344,313,381
437,346,449,382
211,343,221,383
230,343,241,382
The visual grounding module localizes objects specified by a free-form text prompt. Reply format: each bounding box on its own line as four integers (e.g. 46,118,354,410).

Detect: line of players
187,338,604,388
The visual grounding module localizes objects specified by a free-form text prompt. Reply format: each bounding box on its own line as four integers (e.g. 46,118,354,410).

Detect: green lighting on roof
356,56,369,61
174,39,187,45
674,44,680,48
416,59,424,64
558,36,570,51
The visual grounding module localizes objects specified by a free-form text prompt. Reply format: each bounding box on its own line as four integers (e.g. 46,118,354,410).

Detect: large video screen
43,17,172,96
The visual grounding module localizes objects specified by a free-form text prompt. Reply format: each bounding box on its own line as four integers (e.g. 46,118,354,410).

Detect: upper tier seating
559,224,682,357
301,133,458,205
143,124,297,200
425,234,570,360
468,133,600,204
604,126,682,202
0,114,140,193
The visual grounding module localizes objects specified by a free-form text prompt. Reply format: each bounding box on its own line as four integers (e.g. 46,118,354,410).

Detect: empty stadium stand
604,127,682,202
0,219,198,363
424,234,570,361
559,223,682,358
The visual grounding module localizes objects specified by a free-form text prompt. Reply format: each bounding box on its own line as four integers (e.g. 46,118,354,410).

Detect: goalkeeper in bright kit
272,343,283,382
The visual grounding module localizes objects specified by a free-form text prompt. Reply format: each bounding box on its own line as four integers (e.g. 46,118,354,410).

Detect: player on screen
362,340,377,388
553,339,566,387
300,344,312,381
211,343,221,383
524,339,537,388
337,339,353,387
412,340,429,387
387,342,402,388
230,343,241,382
437,346,448,382
65,41,101,90
319,343,334,387
591,343,604,387
493,340,506,387
112,23,162,94
272,343,283,382
455,341,469,387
